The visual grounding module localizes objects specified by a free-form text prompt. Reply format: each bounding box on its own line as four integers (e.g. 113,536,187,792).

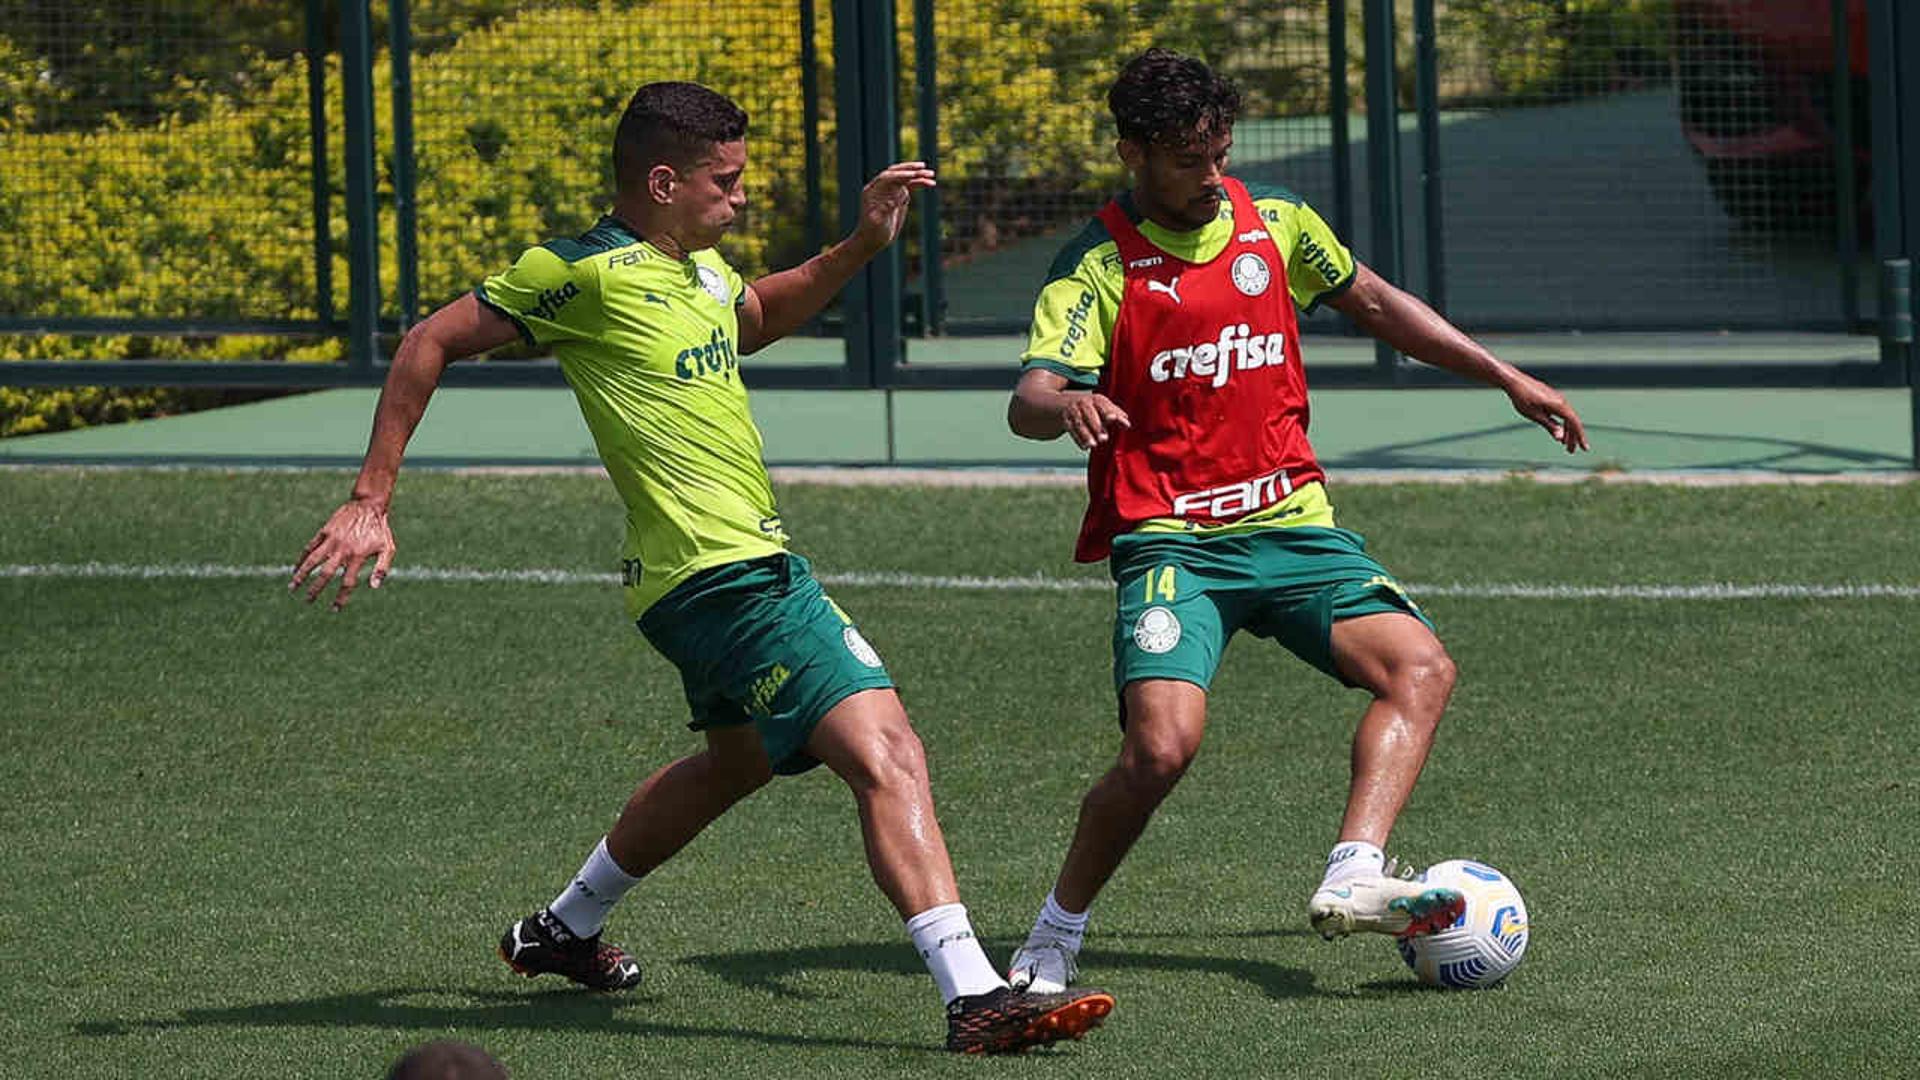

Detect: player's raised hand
1060,392,1132,450
852,161,937,255
290,498,396,612
1504,372,1589,454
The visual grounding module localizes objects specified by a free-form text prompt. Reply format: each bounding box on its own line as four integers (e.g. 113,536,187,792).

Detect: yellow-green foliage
397,0,833,307
1,0,830,435
3,0,1665,437
1442,0,1671,102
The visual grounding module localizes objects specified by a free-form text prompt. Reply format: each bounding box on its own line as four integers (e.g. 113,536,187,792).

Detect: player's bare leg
805,689,960,917
806,689,1113,1052
500,726,772,990
604,724,774,877
1308,611,1464,940
1010,679,1205,992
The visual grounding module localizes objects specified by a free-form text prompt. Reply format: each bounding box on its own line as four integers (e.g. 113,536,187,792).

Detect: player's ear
1116,138,1145,172
647,163,677,206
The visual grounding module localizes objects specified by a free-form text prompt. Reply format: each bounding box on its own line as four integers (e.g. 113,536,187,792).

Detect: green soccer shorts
636,553,894,775
1108,526,1434,700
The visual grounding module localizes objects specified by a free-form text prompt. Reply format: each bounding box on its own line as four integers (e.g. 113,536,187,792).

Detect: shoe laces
1014,940,1079,983
1381,856,1422,881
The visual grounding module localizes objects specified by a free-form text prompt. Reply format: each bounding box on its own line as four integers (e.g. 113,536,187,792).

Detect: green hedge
2,0,1669,437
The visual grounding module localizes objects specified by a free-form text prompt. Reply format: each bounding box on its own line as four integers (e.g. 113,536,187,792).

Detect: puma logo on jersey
1171,467,1294,519
1147,323,1288,388
1146,276,1183,304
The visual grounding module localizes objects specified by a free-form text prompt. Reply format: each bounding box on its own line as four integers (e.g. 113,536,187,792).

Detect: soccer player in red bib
1004,48,1588,993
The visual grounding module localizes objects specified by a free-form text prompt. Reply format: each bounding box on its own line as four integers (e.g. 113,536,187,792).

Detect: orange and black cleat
498,908,642,991
945,985,1115,1054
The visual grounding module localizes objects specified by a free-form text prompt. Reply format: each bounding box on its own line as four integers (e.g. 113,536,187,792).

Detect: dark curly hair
613,82,749,191
1107,48,1241,147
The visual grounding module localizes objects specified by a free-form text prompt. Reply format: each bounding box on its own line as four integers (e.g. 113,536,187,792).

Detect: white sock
1027,890,1090,953
1320,840,1386,888
905,903,1006,1004
548,837,641,937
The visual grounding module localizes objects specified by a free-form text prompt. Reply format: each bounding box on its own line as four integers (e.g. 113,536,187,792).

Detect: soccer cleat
945,985,1115,1054
498,908,642,991
1006,940,1080,994
1308,858,1466,941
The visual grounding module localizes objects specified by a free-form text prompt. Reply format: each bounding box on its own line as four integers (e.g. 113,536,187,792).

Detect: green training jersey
1021,181,1356,386
1021,181,1357,537
477,215,787,618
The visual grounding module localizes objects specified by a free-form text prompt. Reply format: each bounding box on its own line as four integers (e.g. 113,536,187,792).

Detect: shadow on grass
1329,421,1910,472
70,980,929,1054
684,935,1323,1004
73,933,1369,1050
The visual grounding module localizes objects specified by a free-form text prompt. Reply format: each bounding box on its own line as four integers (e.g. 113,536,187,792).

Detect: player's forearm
745,239,870,349
1351,286,1520,391
349,330,451,509
1008,383,1071,441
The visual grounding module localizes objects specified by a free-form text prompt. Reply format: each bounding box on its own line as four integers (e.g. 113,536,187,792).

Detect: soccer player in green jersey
289,81,1112,1053
1001,49,1588,994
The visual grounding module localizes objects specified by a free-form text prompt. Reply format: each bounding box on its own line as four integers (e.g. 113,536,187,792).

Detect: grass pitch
2,469,1915,1078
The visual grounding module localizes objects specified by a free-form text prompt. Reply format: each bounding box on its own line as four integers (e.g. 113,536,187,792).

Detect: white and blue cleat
1308,859,1465,941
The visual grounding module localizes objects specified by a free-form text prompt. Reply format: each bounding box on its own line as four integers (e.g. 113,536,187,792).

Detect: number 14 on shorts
1143,565,1177,603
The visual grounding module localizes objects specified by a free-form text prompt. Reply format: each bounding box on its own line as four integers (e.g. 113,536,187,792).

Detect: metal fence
2,0,1918,401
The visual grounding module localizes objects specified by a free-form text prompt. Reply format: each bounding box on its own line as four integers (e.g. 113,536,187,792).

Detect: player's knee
1387,645,1456,716
843,717,929,795
1116,738,1194,800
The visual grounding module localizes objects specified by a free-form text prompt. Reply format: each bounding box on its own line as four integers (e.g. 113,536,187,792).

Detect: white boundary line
2,462,1915,485
4,562,1916,599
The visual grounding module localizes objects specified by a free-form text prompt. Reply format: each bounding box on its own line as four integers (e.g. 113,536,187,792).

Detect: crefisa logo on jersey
529,281,581,321
1231,253,1270,296
1148,323,1287,388
674,326,738,380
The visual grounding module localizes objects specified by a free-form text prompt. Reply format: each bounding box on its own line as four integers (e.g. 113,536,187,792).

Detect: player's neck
1128,186,1207,235
608,202,692,261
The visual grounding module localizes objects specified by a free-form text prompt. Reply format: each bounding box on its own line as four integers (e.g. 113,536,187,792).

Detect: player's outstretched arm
289,294,519,611
1326,263,1589,454
1008,368,1131,449
738,161,936,353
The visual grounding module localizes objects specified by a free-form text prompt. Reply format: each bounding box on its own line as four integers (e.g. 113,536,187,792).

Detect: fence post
303,0,335,327
799,0,825,260
339,0,382,375
1898,2,1920,466
390,0,420,330
1413,0,1444,315
1328,0,1353,249
862,0,905,375
912,0,945,336
1362,0,1404,379
831,0,903,386
831,0,873,385
1832,0,1860,331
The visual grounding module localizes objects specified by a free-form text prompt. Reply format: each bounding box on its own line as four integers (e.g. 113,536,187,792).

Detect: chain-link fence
901,0,1352,335
396,0,832,321
0,0,1906,408
1408,0,1870,331
0,1,333,334
902,0,1873,336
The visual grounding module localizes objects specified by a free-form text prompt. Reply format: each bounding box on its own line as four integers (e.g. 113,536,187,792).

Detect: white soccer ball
1396,859,1530,989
